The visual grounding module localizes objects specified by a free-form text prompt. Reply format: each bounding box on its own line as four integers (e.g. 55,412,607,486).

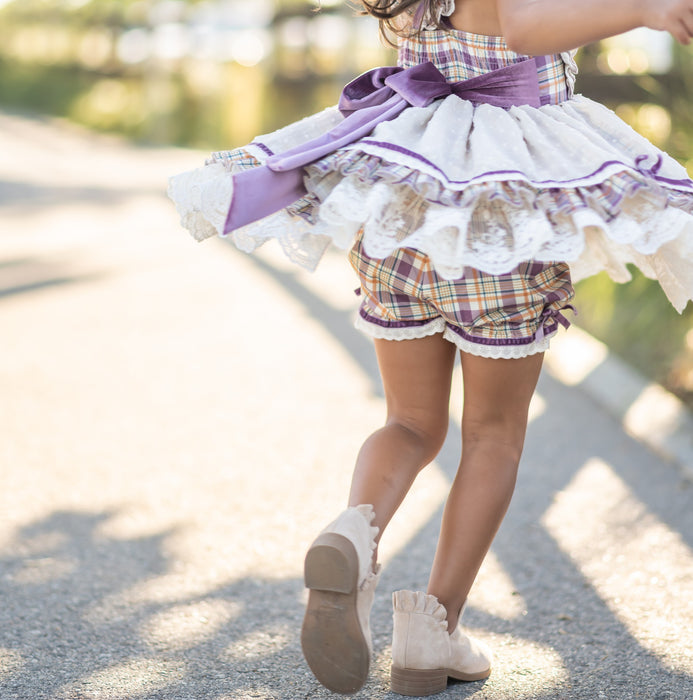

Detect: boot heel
304,532,358,594
390,666,447,696
302,533,367,694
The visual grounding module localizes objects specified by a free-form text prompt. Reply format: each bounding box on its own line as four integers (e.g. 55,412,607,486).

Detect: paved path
0,112,692,700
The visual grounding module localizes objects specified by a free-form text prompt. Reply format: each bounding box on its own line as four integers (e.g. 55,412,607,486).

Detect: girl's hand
642,0,693,44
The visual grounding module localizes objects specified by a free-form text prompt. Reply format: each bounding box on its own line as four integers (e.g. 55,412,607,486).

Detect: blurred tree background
1,0,691,407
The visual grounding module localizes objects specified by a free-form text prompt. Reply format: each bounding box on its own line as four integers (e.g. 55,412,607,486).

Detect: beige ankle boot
301,505,380,694
390,590,492,696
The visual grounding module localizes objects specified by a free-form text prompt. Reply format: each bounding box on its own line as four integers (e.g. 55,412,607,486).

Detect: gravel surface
1,112,692,700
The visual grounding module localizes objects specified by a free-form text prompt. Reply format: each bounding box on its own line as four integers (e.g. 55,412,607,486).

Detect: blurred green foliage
0,0,691,406
574,271,693,407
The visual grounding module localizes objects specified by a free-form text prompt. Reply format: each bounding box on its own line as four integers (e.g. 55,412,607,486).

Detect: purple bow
225,59,541,234
535,304,576,342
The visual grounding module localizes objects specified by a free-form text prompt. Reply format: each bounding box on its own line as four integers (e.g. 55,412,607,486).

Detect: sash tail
169,59,542,241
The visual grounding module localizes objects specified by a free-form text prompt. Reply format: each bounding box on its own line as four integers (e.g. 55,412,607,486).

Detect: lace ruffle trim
355,316,446,341
305,148,691,226
167,162,234,242
443,328,552,358
354,314,555,358
170,145,693,311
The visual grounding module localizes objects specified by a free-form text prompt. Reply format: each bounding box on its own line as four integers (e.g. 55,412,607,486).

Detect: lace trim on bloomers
353,314,554,358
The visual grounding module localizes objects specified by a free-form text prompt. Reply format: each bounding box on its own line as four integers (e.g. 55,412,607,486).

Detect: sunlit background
0,0,692,407
0,0,390,146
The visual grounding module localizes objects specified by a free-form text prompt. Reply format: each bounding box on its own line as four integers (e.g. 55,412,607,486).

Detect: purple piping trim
359,309,438,330
445,320,559,347
358,309,558,346
252,141,275,157
355,139,693,190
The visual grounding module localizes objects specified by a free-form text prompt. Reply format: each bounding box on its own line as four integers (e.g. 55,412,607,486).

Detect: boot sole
301,532,369,695
390,664,491,696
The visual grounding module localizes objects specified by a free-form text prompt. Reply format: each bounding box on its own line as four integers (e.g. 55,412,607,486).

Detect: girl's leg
427,352,544,631
348,334,457,547
301,333,455,693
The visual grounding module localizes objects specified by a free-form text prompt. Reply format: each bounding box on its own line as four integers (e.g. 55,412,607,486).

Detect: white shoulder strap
560,49,579,96
422,0,455,28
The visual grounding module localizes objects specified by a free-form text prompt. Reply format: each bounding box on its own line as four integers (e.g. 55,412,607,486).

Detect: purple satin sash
224,59,541,234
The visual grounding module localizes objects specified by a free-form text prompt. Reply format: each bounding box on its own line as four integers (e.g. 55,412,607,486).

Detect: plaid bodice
398,29,573,106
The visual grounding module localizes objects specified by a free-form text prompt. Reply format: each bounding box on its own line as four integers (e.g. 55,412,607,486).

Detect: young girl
169,0,693,695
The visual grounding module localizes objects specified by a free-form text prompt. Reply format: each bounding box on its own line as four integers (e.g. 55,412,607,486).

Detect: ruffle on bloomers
168,91,693,312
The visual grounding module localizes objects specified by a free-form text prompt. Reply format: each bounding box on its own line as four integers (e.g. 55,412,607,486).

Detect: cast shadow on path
0,495,690,700
1,245,691,700
224,244,693,699
0,255,103,301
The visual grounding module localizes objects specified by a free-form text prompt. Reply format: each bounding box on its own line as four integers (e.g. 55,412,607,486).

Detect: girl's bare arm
497,0,693,54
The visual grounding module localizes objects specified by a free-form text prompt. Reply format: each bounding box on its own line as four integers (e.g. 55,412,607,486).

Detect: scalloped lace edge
354,316,447,340
443,328,552,358
169,142,693,311
354,315,555,357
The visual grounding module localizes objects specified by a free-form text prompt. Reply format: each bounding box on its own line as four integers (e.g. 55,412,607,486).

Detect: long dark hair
356,1,444,46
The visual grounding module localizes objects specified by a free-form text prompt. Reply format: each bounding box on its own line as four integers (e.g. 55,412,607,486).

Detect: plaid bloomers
345,29,576,358
349,236,575,358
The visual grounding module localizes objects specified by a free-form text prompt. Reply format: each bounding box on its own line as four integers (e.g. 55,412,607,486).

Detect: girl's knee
387,412,449,465
462,417,527,464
